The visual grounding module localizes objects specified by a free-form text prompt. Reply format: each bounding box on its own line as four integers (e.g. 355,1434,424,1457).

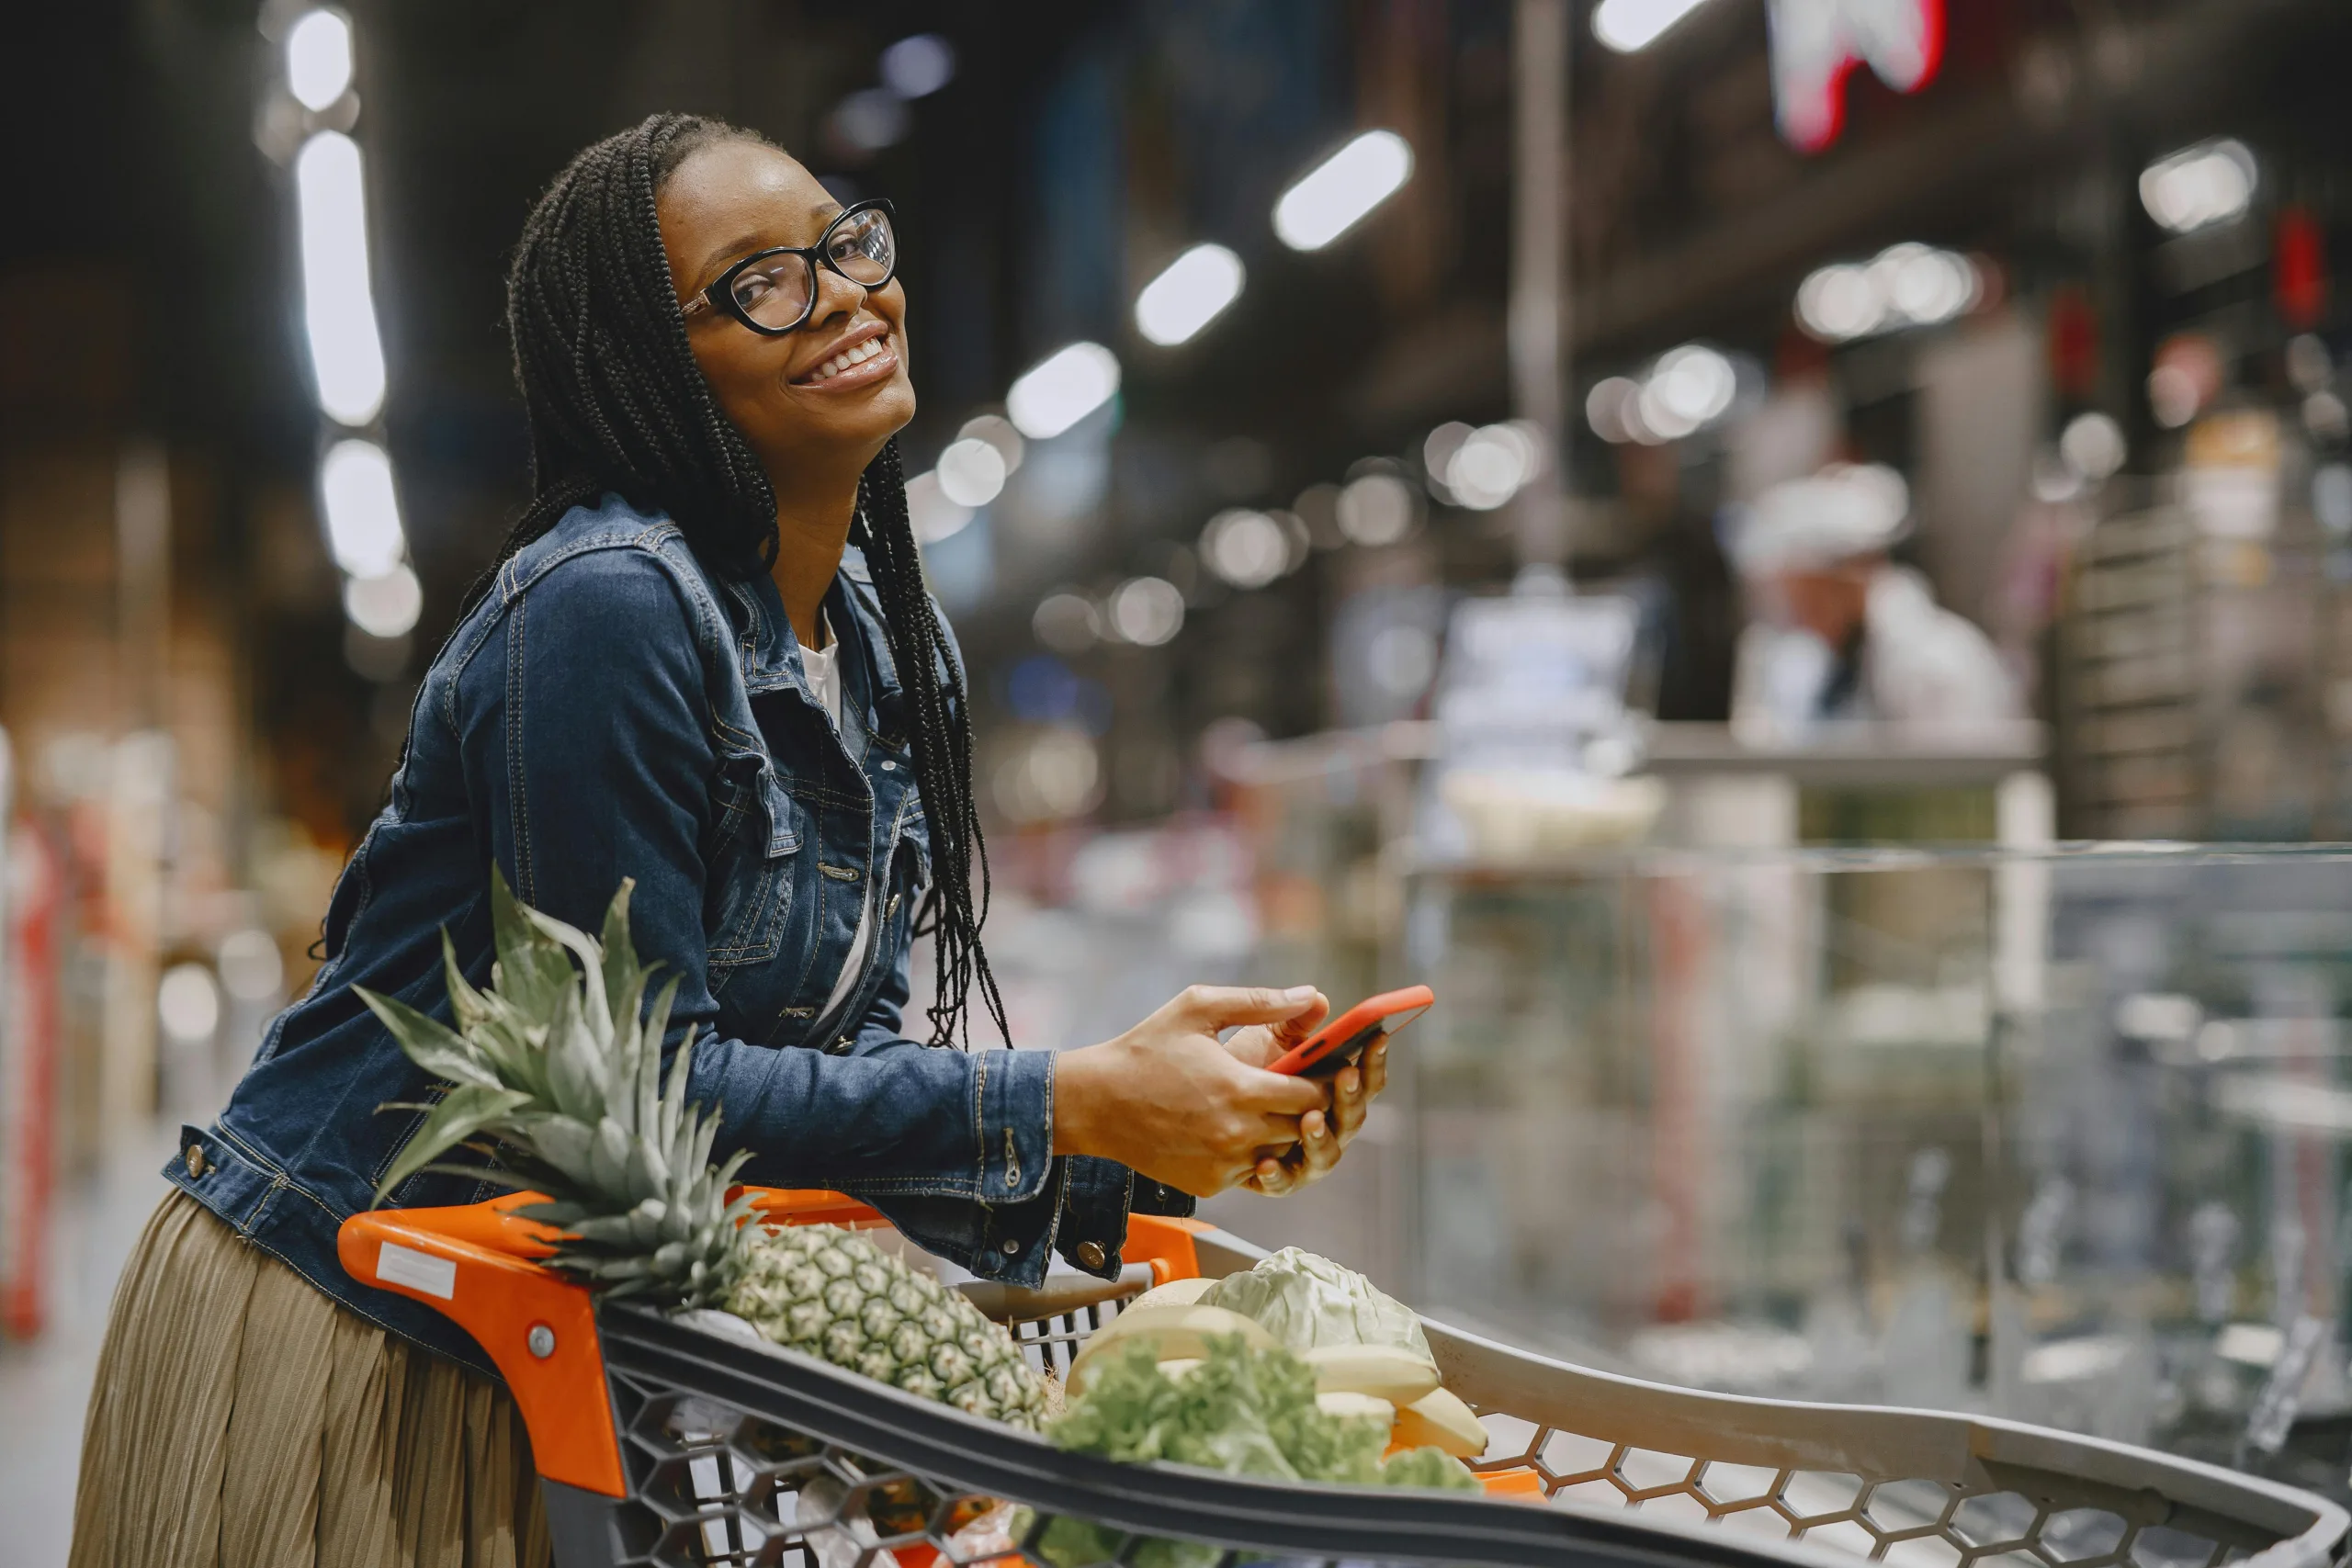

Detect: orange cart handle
334,1186,896,1497
337,1201,625,1496
336,1188,1215,1499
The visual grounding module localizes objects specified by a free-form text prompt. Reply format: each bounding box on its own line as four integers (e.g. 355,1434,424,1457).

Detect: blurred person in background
1616,439,1740,723
1729,464,2020,743
71,115,1383,1568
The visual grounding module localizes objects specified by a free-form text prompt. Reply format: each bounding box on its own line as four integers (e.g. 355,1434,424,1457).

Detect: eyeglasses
681,199,899,336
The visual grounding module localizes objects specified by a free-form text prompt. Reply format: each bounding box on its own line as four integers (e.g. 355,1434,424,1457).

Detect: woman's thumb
1165,983,1319,1032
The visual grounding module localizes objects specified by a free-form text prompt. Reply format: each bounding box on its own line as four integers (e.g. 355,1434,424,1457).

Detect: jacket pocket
896,805,933,895
706,756,798,968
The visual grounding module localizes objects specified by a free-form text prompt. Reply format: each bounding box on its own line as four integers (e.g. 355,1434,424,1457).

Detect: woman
71,114,1385,1568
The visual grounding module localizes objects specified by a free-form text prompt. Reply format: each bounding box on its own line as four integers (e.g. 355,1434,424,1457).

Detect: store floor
0,1120,178,1568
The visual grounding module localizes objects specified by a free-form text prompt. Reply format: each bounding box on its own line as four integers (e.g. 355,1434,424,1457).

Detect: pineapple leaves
353,987,501,1091
440,931,492,1032
363,872,752,1308
599,878,646,1023
373,1084,534,1201
489,865,579,1021
542,982,606,1126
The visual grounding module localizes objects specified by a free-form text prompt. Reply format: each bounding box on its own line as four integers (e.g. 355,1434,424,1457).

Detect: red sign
2276,207,2328,332
0,825,60,1340
1769,0,1946,152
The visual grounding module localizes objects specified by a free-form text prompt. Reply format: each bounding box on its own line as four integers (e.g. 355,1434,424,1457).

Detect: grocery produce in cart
1058,1247,1490,1463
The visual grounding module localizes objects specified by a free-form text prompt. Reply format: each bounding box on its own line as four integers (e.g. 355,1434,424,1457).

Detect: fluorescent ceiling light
1335,472,1416,546
286,8,355,112
906,469,976,544
879,34,956,99
956,413,1024,476
344,562,423,639
1641,344,1737,436
2140,139,2257,234
1107,577,1184,646
1135,243,1245,346
1006,342,1121,439
1273,131,1412,252
1796,244,1981,343
1200,509,1290,589
318,437,405,576
294,130,388,425
934,437,1007,506
1592,0,1715,51
1446,423,1543,511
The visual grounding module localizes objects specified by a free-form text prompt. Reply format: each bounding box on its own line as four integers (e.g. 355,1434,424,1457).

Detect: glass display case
1201,843,2352,1503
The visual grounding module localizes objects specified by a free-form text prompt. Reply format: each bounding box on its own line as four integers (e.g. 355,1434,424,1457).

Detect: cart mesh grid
1464,1417,2251,1568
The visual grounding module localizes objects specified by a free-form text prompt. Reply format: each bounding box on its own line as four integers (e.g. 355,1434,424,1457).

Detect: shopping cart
339,1190,2350,1568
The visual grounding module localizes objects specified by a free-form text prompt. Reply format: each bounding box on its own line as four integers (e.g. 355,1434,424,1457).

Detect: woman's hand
1052,986,1333,1198
1221,1022,1390,1197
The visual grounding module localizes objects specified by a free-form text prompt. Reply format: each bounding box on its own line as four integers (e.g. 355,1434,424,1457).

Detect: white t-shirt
802,618,875,1033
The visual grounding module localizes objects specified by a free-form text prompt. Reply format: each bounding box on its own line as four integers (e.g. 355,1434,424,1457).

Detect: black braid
472,114,1004,1048
463,114,776,612
854,438,1008,1047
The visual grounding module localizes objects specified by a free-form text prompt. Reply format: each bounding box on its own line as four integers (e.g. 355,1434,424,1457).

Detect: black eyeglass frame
680,198,899,337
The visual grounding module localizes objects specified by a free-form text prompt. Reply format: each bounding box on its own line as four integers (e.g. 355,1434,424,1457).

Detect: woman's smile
790,320,899,390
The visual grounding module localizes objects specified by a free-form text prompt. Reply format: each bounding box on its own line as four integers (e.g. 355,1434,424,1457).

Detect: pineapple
358,870,1046,1430
729,1225,1046,1421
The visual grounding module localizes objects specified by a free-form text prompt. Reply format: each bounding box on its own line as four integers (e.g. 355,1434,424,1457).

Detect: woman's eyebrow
692,203,848,285
693,232,771,285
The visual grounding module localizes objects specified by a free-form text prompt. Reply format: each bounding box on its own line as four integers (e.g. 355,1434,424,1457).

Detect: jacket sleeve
453,548,1056,1224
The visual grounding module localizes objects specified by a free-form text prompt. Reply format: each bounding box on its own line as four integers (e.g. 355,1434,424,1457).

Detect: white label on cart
378,1241,457,1300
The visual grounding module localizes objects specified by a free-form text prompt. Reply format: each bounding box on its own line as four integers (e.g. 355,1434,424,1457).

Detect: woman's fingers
1329,1065,1366,1145
1244,1157,1290,1196
1363,1039,1389,1100
1246,1108,1340,1194
1165,983,1320,1034
1296,1107,1340,1179
1264,991,1330,1047
1232,1055,1329,1120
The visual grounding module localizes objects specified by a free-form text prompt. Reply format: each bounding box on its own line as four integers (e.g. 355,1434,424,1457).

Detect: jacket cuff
1052,1156,1131,1277
975,1048,1054,1205
1130,1179,1197,1219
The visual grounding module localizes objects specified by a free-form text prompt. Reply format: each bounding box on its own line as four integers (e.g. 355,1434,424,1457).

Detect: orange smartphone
1266,985,1434,1077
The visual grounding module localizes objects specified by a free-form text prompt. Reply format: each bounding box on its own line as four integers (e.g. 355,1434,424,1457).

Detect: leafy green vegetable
1199,1246,1432,1357
1030,1335,1476,1566
1381,1444,1482,1492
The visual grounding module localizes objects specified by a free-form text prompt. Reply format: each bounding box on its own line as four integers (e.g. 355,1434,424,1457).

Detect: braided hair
481,112,1005,1048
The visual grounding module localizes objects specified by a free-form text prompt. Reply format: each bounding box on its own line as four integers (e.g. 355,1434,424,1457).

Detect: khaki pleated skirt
70,1189,552,1568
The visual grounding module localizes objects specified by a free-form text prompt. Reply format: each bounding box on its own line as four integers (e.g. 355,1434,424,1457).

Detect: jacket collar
725,544,905,720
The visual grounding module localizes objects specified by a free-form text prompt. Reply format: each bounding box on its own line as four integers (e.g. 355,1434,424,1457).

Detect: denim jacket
167,495,1188,1378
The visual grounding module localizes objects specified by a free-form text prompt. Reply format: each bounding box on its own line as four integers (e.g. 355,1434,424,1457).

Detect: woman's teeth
804,336,888,383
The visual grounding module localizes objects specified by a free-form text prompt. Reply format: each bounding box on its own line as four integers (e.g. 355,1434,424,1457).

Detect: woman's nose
804,264,872,330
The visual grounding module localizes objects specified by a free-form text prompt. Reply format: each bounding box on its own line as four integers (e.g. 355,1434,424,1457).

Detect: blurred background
6,0,2352,1557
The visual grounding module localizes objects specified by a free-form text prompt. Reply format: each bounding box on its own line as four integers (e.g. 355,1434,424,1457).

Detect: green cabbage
1200,1247,1432,1357
1032,1335,1476,1566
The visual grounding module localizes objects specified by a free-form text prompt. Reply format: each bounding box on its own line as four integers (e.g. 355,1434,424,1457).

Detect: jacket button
186,1145,207,1179
1001,1238,1021,1258
878,760,896,773
1075,1241,1106,1271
